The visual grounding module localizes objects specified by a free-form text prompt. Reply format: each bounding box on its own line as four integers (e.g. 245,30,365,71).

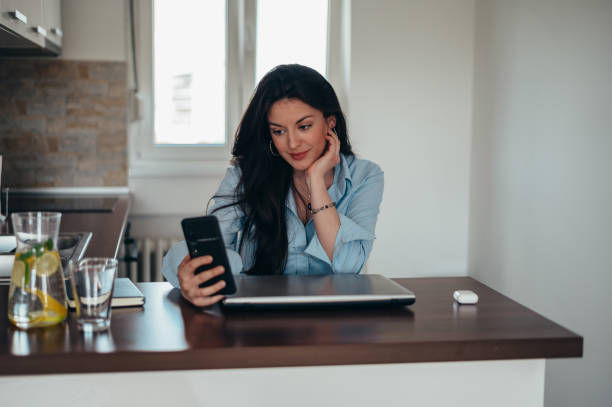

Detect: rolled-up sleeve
161,167,246,288
162,240,187,288
304,169,384,274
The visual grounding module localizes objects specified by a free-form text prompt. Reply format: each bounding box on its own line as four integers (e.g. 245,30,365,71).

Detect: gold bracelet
307,201,336,215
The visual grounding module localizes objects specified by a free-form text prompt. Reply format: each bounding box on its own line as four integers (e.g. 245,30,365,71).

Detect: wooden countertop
0,277,582,376
4,193,130,259
60,195,131,259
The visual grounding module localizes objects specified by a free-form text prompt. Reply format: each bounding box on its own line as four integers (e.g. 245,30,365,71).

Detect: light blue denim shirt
162,154,384,288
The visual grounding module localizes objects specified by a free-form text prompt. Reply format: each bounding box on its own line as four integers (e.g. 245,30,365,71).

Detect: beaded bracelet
307,201,336,215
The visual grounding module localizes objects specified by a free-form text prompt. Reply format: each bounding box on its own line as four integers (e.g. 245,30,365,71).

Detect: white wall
469,1,612,406
350,0,475,277
127,174,223,237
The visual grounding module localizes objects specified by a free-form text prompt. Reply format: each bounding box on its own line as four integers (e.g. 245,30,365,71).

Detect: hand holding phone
181,216,237,297
176,254,226,307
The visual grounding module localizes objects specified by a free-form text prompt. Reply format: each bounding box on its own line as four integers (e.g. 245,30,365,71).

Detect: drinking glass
70,258,118,332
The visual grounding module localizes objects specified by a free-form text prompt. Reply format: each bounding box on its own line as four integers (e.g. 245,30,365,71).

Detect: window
255,0,328,82
130,0,345,176
153,0,226,146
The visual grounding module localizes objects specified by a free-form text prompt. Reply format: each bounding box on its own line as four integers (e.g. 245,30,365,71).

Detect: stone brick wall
0,59,127,187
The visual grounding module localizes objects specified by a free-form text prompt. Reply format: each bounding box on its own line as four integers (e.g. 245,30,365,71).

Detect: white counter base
0,359,545,407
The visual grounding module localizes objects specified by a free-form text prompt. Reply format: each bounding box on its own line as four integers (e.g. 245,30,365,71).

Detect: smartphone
181,215,237,295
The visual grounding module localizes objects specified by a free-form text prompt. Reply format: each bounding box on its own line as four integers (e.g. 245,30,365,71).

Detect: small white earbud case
453,290,479,304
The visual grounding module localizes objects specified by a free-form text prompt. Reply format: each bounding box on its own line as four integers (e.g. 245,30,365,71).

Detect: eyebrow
269,115,314,127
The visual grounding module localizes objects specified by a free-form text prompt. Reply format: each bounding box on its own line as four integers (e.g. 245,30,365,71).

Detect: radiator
118,237,181,282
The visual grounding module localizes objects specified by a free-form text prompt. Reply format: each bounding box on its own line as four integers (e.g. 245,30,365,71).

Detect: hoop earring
269,140,279,157
332,127,337,136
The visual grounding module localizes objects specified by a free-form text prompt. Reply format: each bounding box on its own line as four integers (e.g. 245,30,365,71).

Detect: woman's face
268,98,336,172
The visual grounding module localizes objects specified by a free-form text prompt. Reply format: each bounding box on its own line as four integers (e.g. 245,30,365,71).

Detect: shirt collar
329,153,353,202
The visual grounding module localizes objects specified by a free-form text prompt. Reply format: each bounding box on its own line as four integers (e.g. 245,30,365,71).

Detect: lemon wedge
34,251,60,277
27,289,68,323
27,310,66,326
11,260,26,288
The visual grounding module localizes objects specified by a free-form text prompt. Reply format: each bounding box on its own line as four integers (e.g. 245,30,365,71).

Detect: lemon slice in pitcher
27,289,68,323
34,251,60,277
11,260,26,288
39,290,67,321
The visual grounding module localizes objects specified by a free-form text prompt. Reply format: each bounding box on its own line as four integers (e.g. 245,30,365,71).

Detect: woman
162,64,384,306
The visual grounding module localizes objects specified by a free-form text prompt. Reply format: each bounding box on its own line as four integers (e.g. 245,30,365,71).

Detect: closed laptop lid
222,274,415,308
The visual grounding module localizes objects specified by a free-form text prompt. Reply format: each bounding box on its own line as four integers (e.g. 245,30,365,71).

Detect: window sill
128,159,230,179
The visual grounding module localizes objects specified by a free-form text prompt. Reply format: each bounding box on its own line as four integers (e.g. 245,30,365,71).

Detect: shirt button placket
298,224,307,275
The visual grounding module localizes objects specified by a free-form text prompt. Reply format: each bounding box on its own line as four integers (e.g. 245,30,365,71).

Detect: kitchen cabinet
42,0,61,48
0,0,61,56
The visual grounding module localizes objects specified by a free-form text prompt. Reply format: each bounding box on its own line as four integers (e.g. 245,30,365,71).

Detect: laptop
222,274,415,308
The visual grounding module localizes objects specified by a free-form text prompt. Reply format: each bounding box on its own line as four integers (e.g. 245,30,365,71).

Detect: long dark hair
212,64,354,275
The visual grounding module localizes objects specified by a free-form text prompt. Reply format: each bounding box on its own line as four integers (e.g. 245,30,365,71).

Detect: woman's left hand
306,128,341,183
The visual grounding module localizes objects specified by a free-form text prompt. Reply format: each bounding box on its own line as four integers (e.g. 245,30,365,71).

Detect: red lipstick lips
289,151,308,160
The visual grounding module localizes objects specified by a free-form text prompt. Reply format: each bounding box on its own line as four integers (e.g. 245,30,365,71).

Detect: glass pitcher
8,212,68,329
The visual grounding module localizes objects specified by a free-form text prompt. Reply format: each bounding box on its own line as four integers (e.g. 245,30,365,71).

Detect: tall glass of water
70,258,118,332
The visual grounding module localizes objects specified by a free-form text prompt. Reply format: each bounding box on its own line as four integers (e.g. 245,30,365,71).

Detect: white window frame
129,0,347,178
